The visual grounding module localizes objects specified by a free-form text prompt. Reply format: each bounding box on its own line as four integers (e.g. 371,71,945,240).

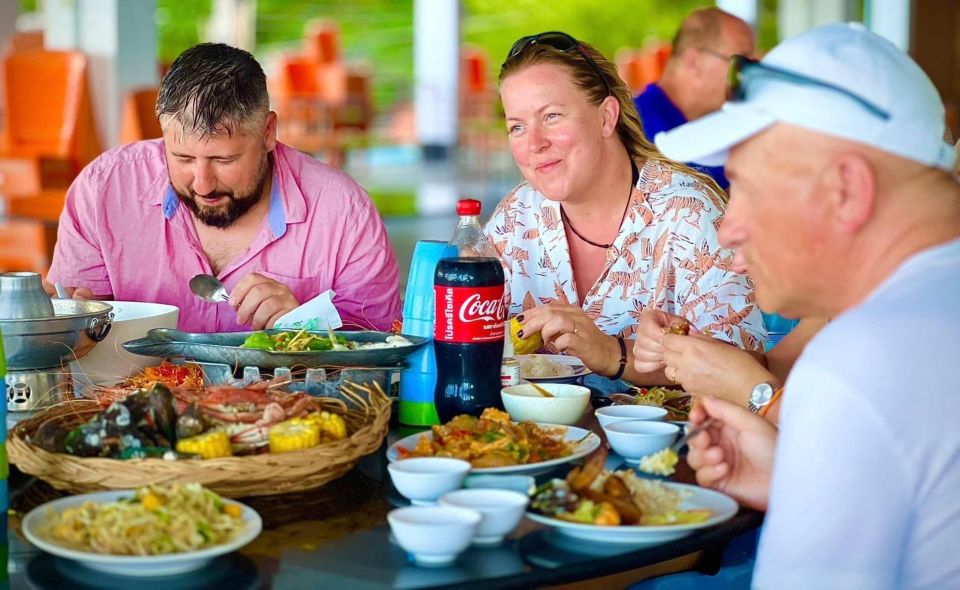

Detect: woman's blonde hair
499,35,725,202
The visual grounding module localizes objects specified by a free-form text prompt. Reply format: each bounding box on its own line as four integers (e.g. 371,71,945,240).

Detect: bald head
659,9,755,121
672,8,754,59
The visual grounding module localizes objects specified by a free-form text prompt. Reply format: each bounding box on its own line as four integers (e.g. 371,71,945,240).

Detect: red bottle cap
456,199,481,216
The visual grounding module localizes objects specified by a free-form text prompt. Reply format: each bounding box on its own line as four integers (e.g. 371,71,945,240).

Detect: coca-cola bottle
434,199,506,422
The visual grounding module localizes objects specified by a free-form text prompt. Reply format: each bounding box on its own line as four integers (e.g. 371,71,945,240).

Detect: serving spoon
529,382,555,398
189,274,230,303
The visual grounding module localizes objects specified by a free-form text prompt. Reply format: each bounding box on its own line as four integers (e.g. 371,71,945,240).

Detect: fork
671,418,716,452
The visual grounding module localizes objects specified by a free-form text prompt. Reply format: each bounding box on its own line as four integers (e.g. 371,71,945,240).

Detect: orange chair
120,86,162,144
0,49,100,278
0,218,57,274
0,49,101,195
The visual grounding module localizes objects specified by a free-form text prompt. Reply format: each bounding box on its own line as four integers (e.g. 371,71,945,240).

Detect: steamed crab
172,378,324,452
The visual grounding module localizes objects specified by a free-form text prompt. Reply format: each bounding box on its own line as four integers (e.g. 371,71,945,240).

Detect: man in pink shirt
46,43,401,333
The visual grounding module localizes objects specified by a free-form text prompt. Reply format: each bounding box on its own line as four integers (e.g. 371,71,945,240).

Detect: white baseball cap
655,22,956,171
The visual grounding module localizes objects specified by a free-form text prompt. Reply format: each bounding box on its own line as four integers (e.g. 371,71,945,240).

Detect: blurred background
0,0,954,285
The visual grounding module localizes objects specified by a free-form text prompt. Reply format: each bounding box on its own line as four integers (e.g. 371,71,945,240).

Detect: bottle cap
456,199,481,216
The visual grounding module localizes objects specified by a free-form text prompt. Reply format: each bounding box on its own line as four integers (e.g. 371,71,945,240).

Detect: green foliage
463,0,715,68
156,0,213,64
94,0,781,111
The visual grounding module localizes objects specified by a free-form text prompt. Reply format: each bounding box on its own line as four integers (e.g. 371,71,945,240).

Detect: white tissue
273,289,343,330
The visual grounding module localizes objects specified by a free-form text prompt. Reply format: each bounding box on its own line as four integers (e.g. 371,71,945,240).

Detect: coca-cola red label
434,285,506,343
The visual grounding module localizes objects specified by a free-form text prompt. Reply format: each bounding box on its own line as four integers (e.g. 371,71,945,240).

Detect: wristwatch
748,382,776,414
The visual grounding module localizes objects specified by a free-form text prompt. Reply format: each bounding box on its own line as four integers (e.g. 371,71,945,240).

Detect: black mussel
176,403,207,440
33,420,69,453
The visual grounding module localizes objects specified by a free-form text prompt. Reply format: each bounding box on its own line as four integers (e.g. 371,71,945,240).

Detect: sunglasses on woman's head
506,31,612,98
726,55,890,120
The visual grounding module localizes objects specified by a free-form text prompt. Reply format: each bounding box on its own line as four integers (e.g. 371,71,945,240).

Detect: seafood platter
8,361,393,497
122,328,428,370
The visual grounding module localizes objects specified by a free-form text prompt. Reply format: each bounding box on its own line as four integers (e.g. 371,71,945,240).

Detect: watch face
751,382,774,406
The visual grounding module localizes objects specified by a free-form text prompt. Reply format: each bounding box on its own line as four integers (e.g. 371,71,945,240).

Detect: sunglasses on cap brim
726,55,890,120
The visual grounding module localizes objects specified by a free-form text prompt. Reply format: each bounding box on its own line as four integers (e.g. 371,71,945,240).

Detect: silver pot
0,299,114,370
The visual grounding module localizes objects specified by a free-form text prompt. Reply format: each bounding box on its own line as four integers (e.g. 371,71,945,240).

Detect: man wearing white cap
660,23,960,588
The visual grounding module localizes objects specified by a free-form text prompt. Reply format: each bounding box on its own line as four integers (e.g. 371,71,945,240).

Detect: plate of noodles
517,354,592,383
23,484,262,576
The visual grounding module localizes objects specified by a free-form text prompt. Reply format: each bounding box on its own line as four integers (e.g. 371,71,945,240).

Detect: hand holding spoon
189,274,230,303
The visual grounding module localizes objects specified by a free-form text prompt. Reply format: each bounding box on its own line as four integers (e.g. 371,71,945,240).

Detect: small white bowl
603,420,680,463
438,489,529,545
388,506,481,566
501,383,590,425
595,404,668,429
388,458,471,505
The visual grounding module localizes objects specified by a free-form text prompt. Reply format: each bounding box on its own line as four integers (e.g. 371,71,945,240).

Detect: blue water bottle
399,240,456,425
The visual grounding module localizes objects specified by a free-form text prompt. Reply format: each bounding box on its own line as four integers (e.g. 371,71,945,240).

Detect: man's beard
174,153,271,229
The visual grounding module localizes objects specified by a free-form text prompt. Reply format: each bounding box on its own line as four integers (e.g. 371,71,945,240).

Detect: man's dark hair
156,43,269,137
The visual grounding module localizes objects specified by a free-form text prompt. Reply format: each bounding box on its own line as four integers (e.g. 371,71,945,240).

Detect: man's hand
686,396,777,511
41,280,96,300
662,333,774,405
229,273,299,330
517,303,622,377
632,309,696,374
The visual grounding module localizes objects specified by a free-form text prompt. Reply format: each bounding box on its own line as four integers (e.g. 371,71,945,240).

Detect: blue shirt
634,83,729,191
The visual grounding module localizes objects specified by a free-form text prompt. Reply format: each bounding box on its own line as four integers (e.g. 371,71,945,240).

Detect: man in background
634,8,754,190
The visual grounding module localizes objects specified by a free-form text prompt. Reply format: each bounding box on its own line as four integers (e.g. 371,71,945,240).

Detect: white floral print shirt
484,160,766,351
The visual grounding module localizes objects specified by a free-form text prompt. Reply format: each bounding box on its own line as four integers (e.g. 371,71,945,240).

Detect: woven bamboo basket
8,381,391,498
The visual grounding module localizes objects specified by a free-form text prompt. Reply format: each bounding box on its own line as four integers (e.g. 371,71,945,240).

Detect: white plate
526,482,738,544
23,490,263,577
387,424,602,476
517,354,592,383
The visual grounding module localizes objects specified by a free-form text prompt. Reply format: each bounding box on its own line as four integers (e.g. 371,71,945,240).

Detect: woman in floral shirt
485,32,765,385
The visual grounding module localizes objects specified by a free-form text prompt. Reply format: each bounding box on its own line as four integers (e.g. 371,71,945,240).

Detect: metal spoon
189,274,230,303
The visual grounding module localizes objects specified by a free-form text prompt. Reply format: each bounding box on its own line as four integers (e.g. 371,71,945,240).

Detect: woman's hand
661,333,774,405
686,396,777,511
632,309,696,374
517,303,622,377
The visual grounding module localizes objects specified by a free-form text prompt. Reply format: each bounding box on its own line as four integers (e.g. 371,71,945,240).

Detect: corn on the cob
303,411,347,441
176,431,233,459
269,420,320,453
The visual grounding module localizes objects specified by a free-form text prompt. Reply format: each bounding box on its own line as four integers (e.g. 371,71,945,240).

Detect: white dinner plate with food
517,354,592,383
23,490,262,577
526,482,738,544
387,424,602,476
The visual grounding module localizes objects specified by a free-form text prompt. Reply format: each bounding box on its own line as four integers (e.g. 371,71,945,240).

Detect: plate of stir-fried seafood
389,408,602,475
526,450,737,544
23,484,261,576
122,328,428,369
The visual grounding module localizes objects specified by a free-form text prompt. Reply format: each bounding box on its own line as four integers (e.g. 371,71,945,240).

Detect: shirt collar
158,145,306,239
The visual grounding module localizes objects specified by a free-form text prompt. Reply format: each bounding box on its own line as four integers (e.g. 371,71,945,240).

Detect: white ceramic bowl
70,301,179,387
501,383,590,425
388,506,481,567
595,404,668,429
387,457,471,505
438,489,529,545
603,420,680,463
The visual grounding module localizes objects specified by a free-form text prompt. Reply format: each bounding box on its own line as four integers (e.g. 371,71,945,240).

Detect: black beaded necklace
560,160,639,249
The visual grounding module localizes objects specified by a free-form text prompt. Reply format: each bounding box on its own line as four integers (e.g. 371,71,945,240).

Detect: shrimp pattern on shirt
483,159,766,351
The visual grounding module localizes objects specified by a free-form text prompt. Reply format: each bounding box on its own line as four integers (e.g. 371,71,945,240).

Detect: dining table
4,386,764,590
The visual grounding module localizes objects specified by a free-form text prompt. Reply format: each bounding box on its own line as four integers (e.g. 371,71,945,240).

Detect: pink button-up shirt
48,140,401,333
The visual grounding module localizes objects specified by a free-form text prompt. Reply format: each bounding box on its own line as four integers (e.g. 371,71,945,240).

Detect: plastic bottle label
434,285,506,342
